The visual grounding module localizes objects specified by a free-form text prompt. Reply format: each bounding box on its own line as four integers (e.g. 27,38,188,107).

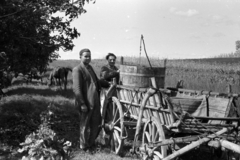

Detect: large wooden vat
119,65,165,88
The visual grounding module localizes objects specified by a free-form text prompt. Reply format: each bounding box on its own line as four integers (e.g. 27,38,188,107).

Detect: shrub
18,103,72,160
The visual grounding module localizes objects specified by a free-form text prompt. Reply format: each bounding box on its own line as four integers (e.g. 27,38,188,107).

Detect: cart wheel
142,117,168,160
103,96,124,156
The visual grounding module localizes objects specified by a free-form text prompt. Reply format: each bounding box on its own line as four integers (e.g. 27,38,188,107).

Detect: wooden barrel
119,65,165,88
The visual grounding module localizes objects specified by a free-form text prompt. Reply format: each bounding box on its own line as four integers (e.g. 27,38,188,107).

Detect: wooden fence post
120,56,124,65
227,84,232,93
164,59,167,68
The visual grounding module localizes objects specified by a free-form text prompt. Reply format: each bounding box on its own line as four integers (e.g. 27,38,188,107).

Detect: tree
0,0,95,74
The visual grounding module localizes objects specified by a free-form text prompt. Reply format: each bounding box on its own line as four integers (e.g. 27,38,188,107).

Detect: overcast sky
58,0,240,59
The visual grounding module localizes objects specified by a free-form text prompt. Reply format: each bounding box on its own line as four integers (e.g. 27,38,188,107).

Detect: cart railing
168,87,240,124
116,85,174,126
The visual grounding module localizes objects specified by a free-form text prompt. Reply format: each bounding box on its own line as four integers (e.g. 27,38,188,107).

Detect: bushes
18,104,74,159
0,92,79,149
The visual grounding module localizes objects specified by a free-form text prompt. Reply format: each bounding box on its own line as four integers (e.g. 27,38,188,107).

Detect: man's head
106,53,116,67
79,48,91,65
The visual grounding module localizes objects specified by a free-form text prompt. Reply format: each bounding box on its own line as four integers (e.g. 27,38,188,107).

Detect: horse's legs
54,78,58,86
59,78,63,90
64,75,67,90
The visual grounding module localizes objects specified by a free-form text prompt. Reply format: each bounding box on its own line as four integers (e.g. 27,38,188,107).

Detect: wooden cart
101,79,240,160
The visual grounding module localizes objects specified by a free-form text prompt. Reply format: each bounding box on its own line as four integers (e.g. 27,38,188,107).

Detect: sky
58,0,240,60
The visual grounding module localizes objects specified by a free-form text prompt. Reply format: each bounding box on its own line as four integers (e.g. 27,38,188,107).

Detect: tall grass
116,56,240,93
49,57,240,93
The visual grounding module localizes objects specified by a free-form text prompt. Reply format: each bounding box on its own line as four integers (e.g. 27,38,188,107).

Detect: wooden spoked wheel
103,96,125,155
142,117,167,160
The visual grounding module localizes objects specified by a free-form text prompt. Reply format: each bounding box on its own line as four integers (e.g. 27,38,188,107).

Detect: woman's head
106,53,116,67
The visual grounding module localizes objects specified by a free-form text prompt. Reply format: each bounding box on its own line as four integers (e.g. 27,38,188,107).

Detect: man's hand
81,104,88,112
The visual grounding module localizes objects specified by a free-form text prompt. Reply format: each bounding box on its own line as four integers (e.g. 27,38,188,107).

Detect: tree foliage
0,0,94,74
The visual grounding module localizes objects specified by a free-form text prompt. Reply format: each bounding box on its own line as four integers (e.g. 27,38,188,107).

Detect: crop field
51,56,240,93
0,57,239,160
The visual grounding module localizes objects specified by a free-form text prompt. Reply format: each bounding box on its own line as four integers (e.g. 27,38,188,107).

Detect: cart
101,78,240,160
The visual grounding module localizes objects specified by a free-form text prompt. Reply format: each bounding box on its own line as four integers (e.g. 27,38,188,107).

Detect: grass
0,83,140,160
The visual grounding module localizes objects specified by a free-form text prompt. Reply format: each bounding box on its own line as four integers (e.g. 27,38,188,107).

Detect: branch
0,9,25,19
0,2,32,19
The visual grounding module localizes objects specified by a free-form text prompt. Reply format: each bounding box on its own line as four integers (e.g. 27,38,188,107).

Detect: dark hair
79,48,91,57
106,53,116,60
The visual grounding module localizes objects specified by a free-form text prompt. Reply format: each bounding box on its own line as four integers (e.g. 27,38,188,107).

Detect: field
0,57,240,160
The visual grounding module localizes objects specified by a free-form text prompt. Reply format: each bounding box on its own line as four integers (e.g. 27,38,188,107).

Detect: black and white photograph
1,0,240,159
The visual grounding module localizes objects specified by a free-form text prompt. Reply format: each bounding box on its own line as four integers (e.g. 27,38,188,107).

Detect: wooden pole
164,59,167,68
112,77,117,85
162,128,228,160
120,56,124,65
183,122,236,128
227,84,232,93
132,88,156,151
150,77,162,123
220,139,240,154
151,133,208,147
208,139,240,154
167,87,240,98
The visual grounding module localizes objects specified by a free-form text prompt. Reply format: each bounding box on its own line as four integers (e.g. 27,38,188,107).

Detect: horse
48,67,72,90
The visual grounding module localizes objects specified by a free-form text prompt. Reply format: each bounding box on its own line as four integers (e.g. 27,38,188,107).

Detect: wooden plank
162,112,169,125
127,89,136,116
207,96,233,124
147,133,208,147
183,122,236,128
169,88,240,98
220,139,240,154
184,116,240,121
162,128,228,160
152,102,162,124
117,85,148,93
158,111,165,125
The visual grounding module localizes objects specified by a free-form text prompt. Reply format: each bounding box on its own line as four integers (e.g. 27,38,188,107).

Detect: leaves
0,0,95,74
18,105,72,159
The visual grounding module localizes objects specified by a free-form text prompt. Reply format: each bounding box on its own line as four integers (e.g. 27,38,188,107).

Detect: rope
139,35,142,65
141,35,153,69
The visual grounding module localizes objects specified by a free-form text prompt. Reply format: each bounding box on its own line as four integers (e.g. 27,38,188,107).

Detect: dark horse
48,67,72,90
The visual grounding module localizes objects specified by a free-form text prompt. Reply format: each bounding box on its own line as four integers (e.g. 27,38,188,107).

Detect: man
72,48,109,151
99,53,119,113
100,53,119,83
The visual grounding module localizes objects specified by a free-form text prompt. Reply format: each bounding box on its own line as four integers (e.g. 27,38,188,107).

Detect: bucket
119,65,165,88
